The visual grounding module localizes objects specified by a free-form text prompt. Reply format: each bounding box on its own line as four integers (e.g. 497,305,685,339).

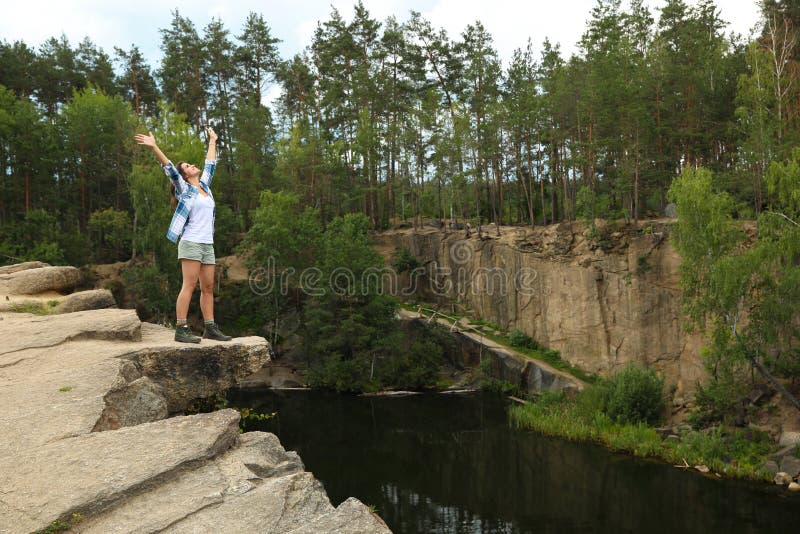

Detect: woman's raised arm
135,131,170,166
205,127,217,161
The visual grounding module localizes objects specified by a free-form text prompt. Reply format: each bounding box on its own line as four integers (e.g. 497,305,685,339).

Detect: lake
227,389,799,533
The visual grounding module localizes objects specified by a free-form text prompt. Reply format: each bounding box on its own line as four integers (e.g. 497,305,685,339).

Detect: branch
770,211,800,227
735,332,800,413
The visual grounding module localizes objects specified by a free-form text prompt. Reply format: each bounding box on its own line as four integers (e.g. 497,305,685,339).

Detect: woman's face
178,162,200,179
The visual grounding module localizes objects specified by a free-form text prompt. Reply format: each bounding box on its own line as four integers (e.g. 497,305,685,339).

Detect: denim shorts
177,240,216,265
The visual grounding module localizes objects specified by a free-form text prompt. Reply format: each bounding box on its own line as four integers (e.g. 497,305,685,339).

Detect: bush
690,358,751,426
508,329,540,350
603,364,665,425
307,353,376,393
390,247,420,273
509,367,773,481
123,264,178,324
381,338,443,389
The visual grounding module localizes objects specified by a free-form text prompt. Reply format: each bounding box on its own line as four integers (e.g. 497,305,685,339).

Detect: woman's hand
134,132,158,148
206,127,218,143
135,131,170,166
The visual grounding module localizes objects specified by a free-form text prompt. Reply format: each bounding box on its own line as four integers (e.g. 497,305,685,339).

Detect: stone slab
0,410,240,533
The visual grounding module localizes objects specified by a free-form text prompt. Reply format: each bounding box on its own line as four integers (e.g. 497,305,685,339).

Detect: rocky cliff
375,221,705,399
0,262,390,533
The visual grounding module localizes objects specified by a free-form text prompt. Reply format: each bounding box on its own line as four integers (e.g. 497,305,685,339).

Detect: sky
1,0,762,74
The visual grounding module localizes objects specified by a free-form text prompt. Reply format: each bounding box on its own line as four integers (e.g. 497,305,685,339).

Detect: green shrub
123,264,178,324
603,364,665,425
307,353,377,393
509,371,773,482
690,363,750,426
390,247,421,273
508,329,540,349
380,338,442,390
636,254,652,275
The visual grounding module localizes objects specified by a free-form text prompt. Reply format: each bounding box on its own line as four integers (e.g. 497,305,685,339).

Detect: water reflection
227,389,800,534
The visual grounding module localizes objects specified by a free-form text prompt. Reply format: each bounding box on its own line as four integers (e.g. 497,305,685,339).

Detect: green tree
0,40,39,98
301,213,401,392
36,35,85,116
239,190,321,344
228,98,276,226
114,45,160,117
234,12,281,106
61,86,136,225
159,10,207,130
88,207,132,263
669,166,800,416
76,38,117,95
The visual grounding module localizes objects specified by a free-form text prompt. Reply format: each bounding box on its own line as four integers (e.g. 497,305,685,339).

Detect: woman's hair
169,161,188,210
169,183,178,210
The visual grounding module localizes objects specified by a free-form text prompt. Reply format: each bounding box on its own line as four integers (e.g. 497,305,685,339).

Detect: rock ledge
0,308,390,533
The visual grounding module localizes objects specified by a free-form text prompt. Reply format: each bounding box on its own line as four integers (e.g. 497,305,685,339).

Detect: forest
2,0,797,268
2,0,800,409
4,0,800,469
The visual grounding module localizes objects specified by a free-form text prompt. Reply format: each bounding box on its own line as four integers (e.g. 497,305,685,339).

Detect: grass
58,386,73,392
509,391,774,482
35,513,83,534
10,302,57,315
402,303,773,481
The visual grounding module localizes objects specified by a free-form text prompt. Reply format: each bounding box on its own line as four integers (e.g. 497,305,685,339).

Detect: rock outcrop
400,309,583,394
0,264,81,295
0,261,113,314
375,222,705,397
56,288,116,313
0,308,389,533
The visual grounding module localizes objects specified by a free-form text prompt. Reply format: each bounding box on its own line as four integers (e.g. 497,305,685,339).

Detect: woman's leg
177,259,202,320
199,263,215,321
199,263,231,340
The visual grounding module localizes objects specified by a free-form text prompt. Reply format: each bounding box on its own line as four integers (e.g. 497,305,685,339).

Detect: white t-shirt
180,192,215,243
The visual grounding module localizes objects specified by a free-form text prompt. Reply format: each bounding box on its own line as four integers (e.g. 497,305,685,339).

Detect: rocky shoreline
0,263,390,533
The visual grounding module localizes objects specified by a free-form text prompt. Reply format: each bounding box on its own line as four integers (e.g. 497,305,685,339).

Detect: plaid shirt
162,159,216,243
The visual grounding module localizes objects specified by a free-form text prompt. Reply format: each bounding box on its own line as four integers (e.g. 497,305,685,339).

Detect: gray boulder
764,460,780,476
0,308,142,357
779,431,800,447
774,472,793,485
57,288,116,313
779,455,800,478
0,265,81,294
0,261,50,274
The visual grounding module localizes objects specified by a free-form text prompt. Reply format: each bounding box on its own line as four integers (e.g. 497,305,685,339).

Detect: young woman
134,128,232,343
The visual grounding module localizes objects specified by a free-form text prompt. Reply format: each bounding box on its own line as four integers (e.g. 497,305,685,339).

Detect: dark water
227,389,799,533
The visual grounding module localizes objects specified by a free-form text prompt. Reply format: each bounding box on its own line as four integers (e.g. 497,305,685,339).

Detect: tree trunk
750,355,800,412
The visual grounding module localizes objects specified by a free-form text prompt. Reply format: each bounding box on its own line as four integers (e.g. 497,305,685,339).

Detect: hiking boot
203,322,232,341
175,325,201,343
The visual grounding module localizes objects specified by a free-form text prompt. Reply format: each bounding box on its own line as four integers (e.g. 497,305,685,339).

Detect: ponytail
171,161,186,210
170,182,178,210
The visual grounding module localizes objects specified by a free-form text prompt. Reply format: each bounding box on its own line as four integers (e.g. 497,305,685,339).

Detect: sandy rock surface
0,307,389,533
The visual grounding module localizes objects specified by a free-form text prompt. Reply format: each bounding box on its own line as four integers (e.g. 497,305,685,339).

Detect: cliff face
375,221,705,398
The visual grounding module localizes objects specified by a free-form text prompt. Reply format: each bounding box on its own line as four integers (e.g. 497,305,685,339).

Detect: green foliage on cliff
669,165,800,420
